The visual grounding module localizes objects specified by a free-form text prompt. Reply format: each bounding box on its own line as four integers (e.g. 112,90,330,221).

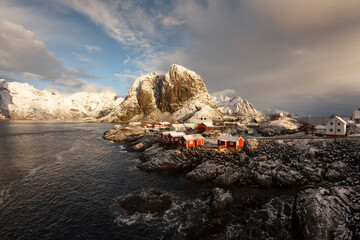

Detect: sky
1,0,360,117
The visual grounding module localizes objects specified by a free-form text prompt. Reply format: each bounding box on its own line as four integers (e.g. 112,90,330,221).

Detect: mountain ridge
101,64,223,123
0,79,124,120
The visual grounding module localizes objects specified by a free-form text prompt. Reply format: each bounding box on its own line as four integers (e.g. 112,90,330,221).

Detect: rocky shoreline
103,128,360,239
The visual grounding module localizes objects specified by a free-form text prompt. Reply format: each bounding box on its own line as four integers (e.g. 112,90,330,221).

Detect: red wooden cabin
155,122,171,128
217,135,244,148
192,134,204,146
217,135,230,147
180,135,196,148
197,122,214,133
169,132,186,144
180,134,204,148
159,131,175,143
228,136,244,148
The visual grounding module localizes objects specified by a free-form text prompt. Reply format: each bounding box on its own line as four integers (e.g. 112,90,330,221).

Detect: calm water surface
0,121,214,239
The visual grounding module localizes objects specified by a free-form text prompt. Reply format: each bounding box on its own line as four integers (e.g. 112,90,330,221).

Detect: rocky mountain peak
103,64,222,122
213,94,266,121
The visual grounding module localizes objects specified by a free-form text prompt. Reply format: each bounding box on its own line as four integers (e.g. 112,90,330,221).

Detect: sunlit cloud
84,44,102,53
72,52,90,63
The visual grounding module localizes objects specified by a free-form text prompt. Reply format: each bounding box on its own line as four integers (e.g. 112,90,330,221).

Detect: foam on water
114,192,210,238
27,166,43,177
55,140,80,164
115,212,159,226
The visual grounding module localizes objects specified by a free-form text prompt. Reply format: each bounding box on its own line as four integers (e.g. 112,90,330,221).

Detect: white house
326,115,347,136
170,124,186,131
352,108,360,124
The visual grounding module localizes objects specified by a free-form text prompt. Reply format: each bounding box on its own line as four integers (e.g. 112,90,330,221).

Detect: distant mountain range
0,64,267,122
213,95,265,120
0,79,123,120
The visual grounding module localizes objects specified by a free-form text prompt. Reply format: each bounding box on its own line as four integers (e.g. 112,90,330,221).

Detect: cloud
56,0,149,48
22,72,46,80
0,18,63,79
0,0,87,45
246,0,360,34
64,67,98,79
84,44,102,53
154,0,360,116
0,18,109,94
114,73,138,82
211,89,236,98
72,52,90,62
55,75,114,93
161,16,186,27
3,0,360,115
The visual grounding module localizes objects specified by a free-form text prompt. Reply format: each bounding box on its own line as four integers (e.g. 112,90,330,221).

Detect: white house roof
329,115,347,125
217,135,232,141
228,136,243,142
181,134,204,141
200,122,214,127
184,123,197,128
181,135,195,141
217,135,243,142
169,132,186,137
144,123,152,126
161,131,177,136
157,121,170,125
192,134,204,140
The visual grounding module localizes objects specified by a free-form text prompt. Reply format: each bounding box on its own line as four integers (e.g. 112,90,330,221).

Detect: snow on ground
259,117,301,136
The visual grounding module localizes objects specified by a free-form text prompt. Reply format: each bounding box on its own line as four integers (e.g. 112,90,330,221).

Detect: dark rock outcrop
209,188,233,217
118,190,172,217
293,187,360,240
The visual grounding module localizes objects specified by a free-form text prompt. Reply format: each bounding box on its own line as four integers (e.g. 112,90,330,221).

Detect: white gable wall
326,116,347,136
353,110,360,123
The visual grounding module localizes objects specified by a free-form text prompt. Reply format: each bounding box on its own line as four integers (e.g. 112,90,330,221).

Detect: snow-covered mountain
102,64,223,123
0,79,124,120
213,95,266,120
